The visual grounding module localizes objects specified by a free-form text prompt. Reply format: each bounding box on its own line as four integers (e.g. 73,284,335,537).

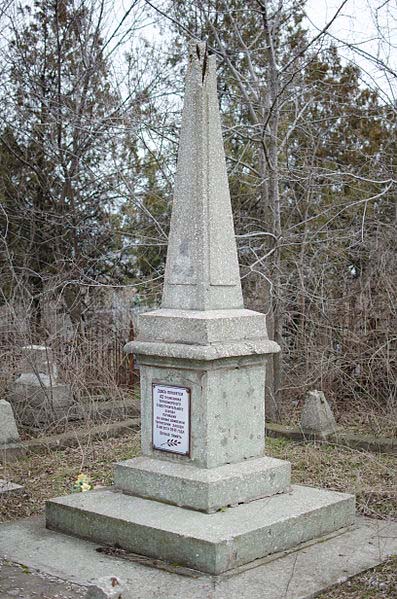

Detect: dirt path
0,560,86,599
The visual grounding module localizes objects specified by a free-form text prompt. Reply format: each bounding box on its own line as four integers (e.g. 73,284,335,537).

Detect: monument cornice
126,338,280,362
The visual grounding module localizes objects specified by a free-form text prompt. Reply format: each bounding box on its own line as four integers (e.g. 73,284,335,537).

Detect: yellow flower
72,473,92,493
76,473,89,483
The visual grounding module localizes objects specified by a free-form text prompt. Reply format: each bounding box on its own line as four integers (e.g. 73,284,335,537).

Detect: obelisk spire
161,42,243,311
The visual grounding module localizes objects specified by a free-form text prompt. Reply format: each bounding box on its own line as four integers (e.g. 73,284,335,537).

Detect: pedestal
46,309,355,574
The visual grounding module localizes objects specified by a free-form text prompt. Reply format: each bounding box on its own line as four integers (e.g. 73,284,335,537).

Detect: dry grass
267,437,397,520
1,434,395,522
281,400,397,439
0,432,140,523
317,556,397,598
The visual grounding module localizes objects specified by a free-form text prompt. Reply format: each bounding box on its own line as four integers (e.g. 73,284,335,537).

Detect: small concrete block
86,576,125,598
0,479,24,496
0,443,26,463
8,382,73,425
0,400,20,444
114,455,291,512
20,344,58,379
301,390,337,435
46,485,355,574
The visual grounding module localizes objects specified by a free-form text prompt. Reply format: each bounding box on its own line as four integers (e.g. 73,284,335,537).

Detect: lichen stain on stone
179,239,189,256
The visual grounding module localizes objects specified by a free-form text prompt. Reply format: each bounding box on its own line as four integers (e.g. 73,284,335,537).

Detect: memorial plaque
152,384,190,455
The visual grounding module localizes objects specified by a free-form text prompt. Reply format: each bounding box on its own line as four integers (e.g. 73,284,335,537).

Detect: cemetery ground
0,429,395,598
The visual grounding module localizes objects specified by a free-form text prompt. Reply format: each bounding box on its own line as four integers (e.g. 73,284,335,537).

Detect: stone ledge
0,419,140,463
46,484,355,575
126,339,280,361
114,455,291,512
138,308,268,345
266,423,397,455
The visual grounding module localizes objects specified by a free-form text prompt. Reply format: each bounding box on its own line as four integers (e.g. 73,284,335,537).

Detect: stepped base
46,485,355,574
114,455,291,513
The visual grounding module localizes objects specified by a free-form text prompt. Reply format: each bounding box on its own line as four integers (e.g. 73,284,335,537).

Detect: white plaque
152,384,190,455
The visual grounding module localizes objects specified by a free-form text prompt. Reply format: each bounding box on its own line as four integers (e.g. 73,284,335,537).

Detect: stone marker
8,345,72,426
0,479,24,496
0,399,25,462
300,389,338,436
46,42,355,575
0,400,20,445
19,345,58,379
85,576,125,599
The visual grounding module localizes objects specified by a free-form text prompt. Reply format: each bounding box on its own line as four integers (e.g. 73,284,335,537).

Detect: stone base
2,515,396,599
114,455,291,513
8,383,73,425
46,485,355,575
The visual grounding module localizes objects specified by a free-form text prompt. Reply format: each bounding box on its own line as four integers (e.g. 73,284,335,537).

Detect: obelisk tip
188,41,215,82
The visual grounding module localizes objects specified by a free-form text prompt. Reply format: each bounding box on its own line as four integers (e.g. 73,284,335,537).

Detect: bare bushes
1,292,139,438
273,230,396,433
52,330,140,433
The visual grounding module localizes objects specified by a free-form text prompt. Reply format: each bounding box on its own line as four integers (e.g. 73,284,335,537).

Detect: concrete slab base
0,515,396,599
114,455,291,512
46,485,355,574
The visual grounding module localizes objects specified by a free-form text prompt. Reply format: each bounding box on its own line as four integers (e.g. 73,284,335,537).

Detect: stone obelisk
121,42,282,481
46,43,355,575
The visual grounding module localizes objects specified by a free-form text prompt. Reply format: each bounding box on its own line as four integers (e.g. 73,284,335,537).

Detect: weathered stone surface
0,400,20,445
1,515,396,599
139,357,267,469
85,576,125,599
0,479,24,496
126,338,279,361
114,455,291,512
13,372,53,387
46,485,355,575
136,308,269,345
300,390,337,435
161,43,243,312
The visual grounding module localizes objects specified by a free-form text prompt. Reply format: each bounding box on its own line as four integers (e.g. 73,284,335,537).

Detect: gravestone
0,400,25,462
46,43,355,574
0,400,20,445
8,345,73,426
300,389,338,437
0,479,24,497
